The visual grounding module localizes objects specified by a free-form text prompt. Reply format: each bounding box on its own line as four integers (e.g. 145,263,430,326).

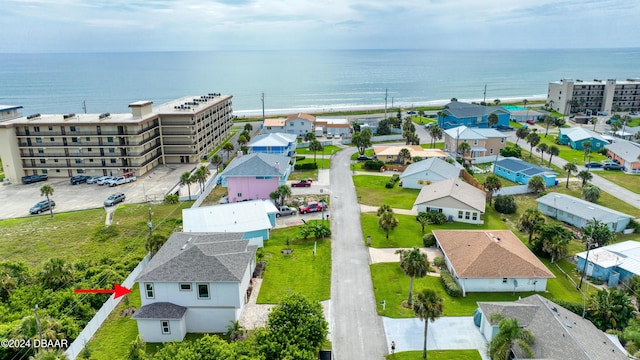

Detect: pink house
219,153,292,203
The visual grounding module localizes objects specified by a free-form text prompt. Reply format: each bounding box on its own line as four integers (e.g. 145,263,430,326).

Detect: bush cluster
425,211,447,225
433,256,445,267
295,156,306,161
385,174,400,188
364,160,384,170
423,234,436,247
440,269,462,297
500,145,522,158
494,195,517,214
294,162,318,170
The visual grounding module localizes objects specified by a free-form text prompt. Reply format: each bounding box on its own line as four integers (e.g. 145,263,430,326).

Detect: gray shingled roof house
414,178,486,224
219,152,292,203
476,295,627,359
399,157,461,189
132,232,257,342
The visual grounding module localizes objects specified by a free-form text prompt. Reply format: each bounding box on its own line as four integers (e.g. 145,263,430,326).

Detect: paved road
330,147,388,359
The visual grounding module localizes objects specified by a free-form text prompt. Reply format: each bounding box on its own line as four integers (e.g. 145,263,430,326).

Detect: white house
182,200,278,242
248,132,298,157
261,118,286,134
433,230,554,296
284,113,315,136
315,117,351,136
132,232,257,342
413,178,486,224
399,157,461,189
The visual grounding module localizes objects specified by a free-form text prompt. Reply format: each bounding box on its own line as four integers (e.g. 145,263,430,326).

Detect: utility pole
384,88,388,120
261,92,265,123
82,100,87,114
147,207,153,237
34,304,43,348
483,84,487,104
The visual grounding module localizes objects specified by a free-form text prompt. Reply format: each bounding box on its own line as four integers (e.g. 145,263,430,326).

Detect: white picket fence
65,253,150,360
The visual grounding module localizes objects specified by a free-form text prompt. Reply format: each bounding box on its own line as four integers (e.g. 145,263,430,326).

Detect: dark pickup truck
22,175,48,184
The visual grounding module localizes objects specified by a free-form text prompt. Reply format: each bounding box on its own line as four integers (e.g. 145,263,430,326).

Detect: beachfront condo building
0,94,233,183
547,78,640,116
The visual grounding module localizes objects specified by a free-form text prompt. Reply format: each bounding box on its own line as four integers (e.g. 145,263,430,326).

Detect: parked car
276,206,297,217
96,176,114,185
334,133,341,139
70,175,90,185
604,163,626,171
406,110,417,115
584,161,602,168
86,176,102,184
597,111,609,116
21,175,48,184
291,179,313,187
298,201,328,214
526,119,536,125
356,155,372,161
496,125,515,131
630,111,639,116
104,192,126,207
106,175,137,187
29,199,55,214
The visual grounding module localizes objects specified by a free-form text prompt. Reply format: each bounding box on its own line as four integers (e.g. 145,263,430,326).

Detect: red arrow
74,283,132,299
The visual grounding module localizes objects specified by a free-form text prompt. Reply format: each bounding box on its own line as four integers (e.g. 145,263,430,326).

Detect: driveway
382,317,489,360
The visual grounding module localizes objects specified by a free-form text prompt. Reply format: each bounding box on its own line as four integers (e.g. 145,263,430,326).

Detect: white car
96,176,114,185
107,175,137,187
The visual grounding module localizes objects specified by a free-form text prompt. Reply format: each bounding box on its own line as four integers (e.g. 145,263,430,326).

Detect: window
490,148,494,154
70,126,77,132
71,137,78,143
465,211,470,220
77,169,84,174
197,283,210,299
86,137,91,141
38,148,44,154
289,123,294,127
473,139,478,145
75,158,82,164
161,320,171,335
237,192,242,198
109,148,115,153
40,159,46,164
180,283,192,291
107,137,114,142
110,158,116,164
87,148,92,152
458,210,463,219
42,169,48,174
48,126,53,131
54,159,58,163
500,137,505,143
36,137,42,143
472,212,478,221
50,138,55,142
300,122,304,126
145,283,154,298
502,278,508,283
34,126,40,132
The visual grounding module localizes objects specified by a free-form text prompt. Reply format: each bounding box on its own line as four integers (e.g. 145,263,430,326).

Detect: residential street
330,147,388,359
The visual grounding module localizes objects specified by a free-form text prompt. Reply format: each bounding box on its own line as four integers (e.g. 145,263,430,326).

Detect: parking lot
0,164,194,220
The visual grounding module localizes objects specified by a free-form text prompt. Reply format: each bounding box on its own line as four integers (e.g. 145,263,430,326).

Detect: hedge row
440,269,462,297
364,160,384,170
385,173,401,188
294,162,318,170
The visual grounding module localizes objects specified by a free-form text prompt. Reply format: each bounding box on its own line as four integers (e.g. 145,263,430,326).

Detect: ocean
1,48,639,117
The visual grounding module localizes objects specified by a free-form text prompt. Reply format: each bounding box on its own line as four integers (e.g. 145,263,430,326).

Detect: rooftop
400,157,461,180
249,132,297,147
560,127,607,143
442,101,509,119
220,153,291,177
413,178,486,212
605,140,640,163
443,125,506,140
132,302,187,320
182,200,277,234
536,192,633,223
495,157,556,176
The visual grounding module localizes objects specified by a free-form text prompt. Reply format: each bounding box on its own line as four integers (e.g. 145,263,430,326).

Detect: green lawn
353,175,420,209
596,171,640,194
0,202,189,267
289,169,319,181
87,284,141,360
350,148,376,160
419,142,445,150
388,350,482,360
295,145,341,155
531,135,607,166
473,172,519,187
296,156,331,169
257,221,331,303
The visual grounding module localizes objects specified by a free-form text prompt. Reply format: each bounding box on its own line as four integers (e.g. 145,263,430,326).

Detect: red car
298,201,328,214
291,179,313,187
526,119,536,125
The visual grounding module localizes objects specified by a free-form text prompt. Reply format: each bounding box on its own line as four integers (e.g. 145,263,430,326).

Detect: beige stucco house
443,126,507,164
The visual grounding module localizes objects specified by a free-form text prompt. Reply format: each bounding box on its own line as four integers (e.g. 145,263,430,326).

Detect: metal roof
182,200,277,234
400,157,461,180
495,157,556,176
220,153,290,177
536,192,633,224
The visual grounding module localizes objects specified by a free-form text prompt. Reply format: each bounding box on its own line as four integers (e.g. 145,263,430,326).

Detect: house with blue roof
558,127,608,150
247,132,297,157
219,153,291,203
493,157,557,187
576,241,640,287
536,192,633,232
437,101,510,129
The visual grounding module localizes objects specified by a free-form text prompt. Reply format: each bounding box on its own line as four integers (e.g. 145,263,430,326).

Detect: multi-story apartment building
0,94,233,183
547,78,640,115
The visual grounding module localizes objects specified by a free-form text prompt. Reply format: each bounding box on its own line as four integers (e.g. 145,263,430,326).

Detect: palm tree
582,140,592,161
40,258,74,290
210,154,222,172
304,132,316,142
526,132,540,159
226,320,247,342
378,211,398,240
487,113,499,128
179,171,193,201
428,125,443,148
146,234,167,258
195,165,210,192
458,141,471,159
416,212,429,233
515,127,530,147
592,117,598,131
377,204,393,216
237,134,248,148
244,123,253,132
40,183,54,218
542,115,554,137
398,148,411,164
30,349,70,360
483,175,502,206
547,145,560,167
610,120,623,138
395,248,429,305
494,99,501,106
519,208,545,244
527,175,545,194
222,142,235,161
488,314,535,360
577,170,593,188
587,288,635,331
563,162,577,188
274,185,291,206
309,139,324,164
522,99,528,108
413,289,443,359
536,143,548,162
582,184,601,202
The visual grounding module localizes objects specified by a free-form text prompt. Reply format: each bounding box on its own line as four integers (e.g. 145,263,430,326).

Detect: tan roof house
262,118,286,133
284,113,315,136
373,145,446,164
413,178,486,224
433,230,554,296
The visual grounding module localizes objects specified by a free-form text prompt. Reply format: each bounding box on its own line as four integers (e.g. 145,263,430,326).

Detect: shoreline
232,94,547,118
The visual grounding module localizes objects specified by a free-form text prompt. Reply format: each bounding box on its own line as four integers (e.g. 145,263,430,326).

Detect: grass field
388,350,482,360
296,156,331,169
353,175,420,209
530,135,607,166
295,145,341,155
0,201,190,267
257,221,331,303
595,171,640,194
289,168,319,181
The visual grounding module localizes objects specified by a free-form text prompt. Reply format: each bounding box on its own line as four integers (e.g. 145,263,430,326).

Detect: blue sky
2,0,639,53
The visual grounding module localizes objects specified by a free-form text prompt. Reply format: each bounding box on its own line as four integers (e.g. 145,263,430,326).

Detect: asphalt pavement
330,147,388,359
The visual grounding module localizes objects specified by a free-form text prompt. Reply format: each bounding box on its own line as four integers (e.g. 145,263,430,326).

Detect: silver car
104,192,125,206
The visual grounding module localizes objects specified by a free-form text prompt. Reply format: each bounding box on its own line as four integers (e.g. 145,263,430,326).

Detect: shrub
164,194,179,204
433,256,445,267
390,174,400,183
294,162,318,170
551,299,584,317
440,270,461,297
500,145,522,158
385,174,401,188
423,234,436,247
494,195,517,214
627,219,640,233
364,160,384,170
425,211,447,225
295,156,306,161
385,181,395,189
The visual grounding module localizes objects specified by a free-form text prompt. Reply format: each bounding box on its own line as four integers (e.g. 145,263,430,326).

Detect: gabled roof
136,232,257,282
183,200,277,234
220,153,290,177
132,302,187,320
263,118,285,127
606,140,640,163
536,192,633,223
413,178,486,212
400,157,460,180
433,230,554,279
285,112,315,123
478,295,627,360
443,125,506,140
495,157,556,176
249,133,297,148
560,127,607,143
443,101,509,118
